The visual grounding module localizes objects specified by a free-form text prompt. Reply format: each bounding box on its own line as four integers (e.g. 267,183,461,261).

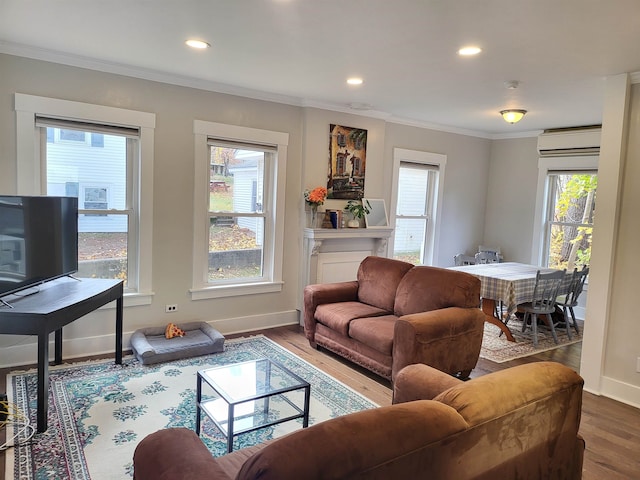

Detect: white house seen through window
42,123,135,288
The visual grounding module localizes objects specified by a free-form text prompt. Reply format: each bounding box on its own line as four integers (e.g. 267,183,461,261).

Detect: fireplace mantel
299,227,394,317
303,227,394,256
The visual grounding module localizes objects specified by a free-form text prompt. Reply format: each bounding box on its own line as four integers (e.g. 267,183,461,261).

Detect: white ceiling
2,0,640,137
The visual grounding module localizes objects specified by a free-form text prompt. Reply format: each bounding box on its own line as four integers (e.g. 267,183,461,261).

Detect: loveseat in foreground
132,361,584,479
303,256,486,381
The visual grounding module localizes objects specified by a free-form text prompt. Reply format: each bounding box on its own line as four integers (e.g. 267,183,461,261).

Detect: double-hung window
14,94,155,303
192,121,288,299
389,148,445,266
532,155,598,270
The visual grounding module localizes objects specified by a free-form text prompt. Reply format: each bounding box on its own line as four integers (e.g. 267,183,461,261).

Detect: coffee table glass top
200,358,308,403
197,357,311,451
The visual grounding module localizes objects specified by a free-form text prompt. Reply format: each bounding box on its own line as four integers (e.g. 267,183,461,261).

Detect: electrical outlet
165,304,177,313
637,357,640,373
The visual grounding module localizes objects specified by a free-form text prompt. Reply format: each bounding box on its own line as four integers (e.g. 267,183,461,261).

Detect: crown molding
0,41,585,142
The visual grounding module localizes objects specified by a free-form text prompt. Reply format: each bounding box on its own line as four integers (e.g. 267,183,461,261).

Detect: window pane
77,224,128,283
546,173,596,269
393,218,426,265
209,147,264,213
46,127,129,284
396,166,428,215
209,217,264,281
548,224,592,270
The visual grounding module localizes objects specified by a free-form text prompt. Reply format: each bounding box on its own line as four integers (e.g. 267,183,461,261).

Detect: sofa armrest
303,281,359,343
392,306,485,382
133,428,233,480
392,363,463,404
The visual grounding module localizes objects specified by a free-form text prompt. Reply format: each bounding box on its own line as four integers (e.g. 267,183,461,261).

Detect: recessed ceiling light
458,46,482,56
347,77,364,85
185,39,211,49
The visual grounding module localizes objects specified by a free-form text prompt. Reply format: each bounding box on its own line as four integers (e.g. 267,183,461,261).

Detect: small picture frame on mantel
363,198,389,228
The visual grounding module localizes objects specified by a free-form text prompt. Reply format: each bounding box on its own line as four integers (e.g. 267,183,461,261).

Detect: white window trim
191,120,288,300
14,93,155,306
530,155,599,265
389,147,446,266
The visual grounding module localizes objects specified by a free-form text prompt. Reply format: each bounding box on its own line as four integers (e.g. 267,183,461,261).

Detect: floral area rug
5,335,377,480
480,316,583,363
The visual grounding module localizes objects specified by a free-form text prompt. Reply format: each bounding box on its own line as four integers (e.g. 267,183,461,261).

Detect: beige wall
2,53,638,409
0,53,494,366
484,137,540,263
0,54,305,361
301,110,494,268
383,122,492,266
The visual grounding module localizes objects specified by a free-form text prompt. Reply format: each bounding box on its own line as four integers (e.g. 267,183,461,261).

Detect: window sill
190,281,284,300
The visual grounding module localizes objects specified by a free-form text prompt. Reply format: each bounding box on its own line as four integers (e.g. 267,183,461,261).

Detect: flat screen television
0,195,78,299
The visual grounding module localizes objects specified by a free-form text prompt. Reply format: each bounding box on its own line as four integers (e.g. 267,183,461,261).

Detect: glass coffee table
196,358,311,453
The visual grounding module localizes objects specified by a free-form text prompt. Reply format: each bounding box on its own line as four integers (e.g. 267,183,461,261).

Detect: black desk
0,277,124,432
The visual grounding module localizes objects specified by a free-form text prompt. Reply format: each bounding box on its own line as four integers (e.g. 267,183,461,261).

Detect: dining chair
454,254,476,266
517,269,566,347
475,251,499,264
478,245,503,262
555,266,589,339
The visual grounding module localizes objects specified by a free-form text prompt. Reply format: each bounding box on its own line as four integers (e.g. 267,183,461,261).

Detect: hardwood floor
2,325,639,478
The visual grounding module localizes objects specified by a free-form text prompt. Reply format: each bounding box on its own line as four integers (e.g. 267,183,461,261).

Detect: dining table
448,262,573,342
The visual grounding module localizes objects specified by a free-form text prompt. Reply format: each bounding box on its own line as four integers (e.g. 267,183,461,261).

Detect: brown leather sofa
303,255,486,381
132,361,585,480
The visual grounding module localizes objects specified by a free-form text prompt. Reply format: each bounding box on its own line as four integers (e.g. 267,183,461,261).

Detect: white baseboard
0,310,299,369
592,376,640,410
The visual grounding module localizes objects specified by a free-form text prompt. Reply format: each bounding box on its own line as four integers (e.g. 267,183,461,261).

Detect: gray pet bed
130,321,225,365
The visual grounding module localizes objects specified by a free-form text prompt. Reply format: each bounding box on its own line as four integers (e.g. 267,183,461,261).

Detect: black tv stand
0,276,124,432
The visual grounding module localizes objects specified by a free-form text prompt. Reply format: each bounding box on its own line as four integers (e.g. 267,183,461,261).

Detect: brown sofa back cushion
357,256,414,312
394,266,481,316
236,400,468,480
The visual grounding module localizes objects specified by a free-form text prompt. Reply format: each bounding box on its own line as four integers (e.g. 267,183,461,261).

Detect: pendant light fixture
500,81,527,124
500,109,527,124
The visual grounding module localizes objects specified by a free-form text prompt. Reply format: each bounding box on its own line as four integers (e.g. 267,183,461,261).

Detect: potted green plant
344,199,371,228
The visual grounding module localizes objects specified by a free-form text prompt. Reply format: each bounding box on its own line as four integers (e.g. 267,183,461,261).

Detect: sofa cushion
394,266,481,316
348,315,398,355
357,256,414,311
235,400,468,480
315,302,389,336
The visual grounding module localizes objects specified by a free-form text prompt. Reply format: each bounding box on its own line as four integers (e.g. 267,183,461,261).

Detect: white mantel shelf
303,227,394,241
298,227,394,317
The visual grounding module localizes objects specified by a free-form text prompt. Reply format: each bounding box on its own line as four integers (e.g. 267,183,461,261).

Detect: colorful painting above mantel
327,124,367,199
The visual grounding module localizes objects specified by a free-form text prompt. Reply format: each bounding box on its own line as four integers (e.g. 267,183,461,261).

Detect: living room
1,1,639,477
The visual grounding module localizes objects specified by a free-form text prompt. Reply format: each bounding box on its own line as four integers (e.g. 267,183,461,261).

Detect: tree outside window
546,173,596,270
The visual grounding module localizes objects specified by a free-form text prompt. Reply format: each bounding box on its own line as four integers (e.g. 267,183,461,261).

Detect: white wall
588,78,640,406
